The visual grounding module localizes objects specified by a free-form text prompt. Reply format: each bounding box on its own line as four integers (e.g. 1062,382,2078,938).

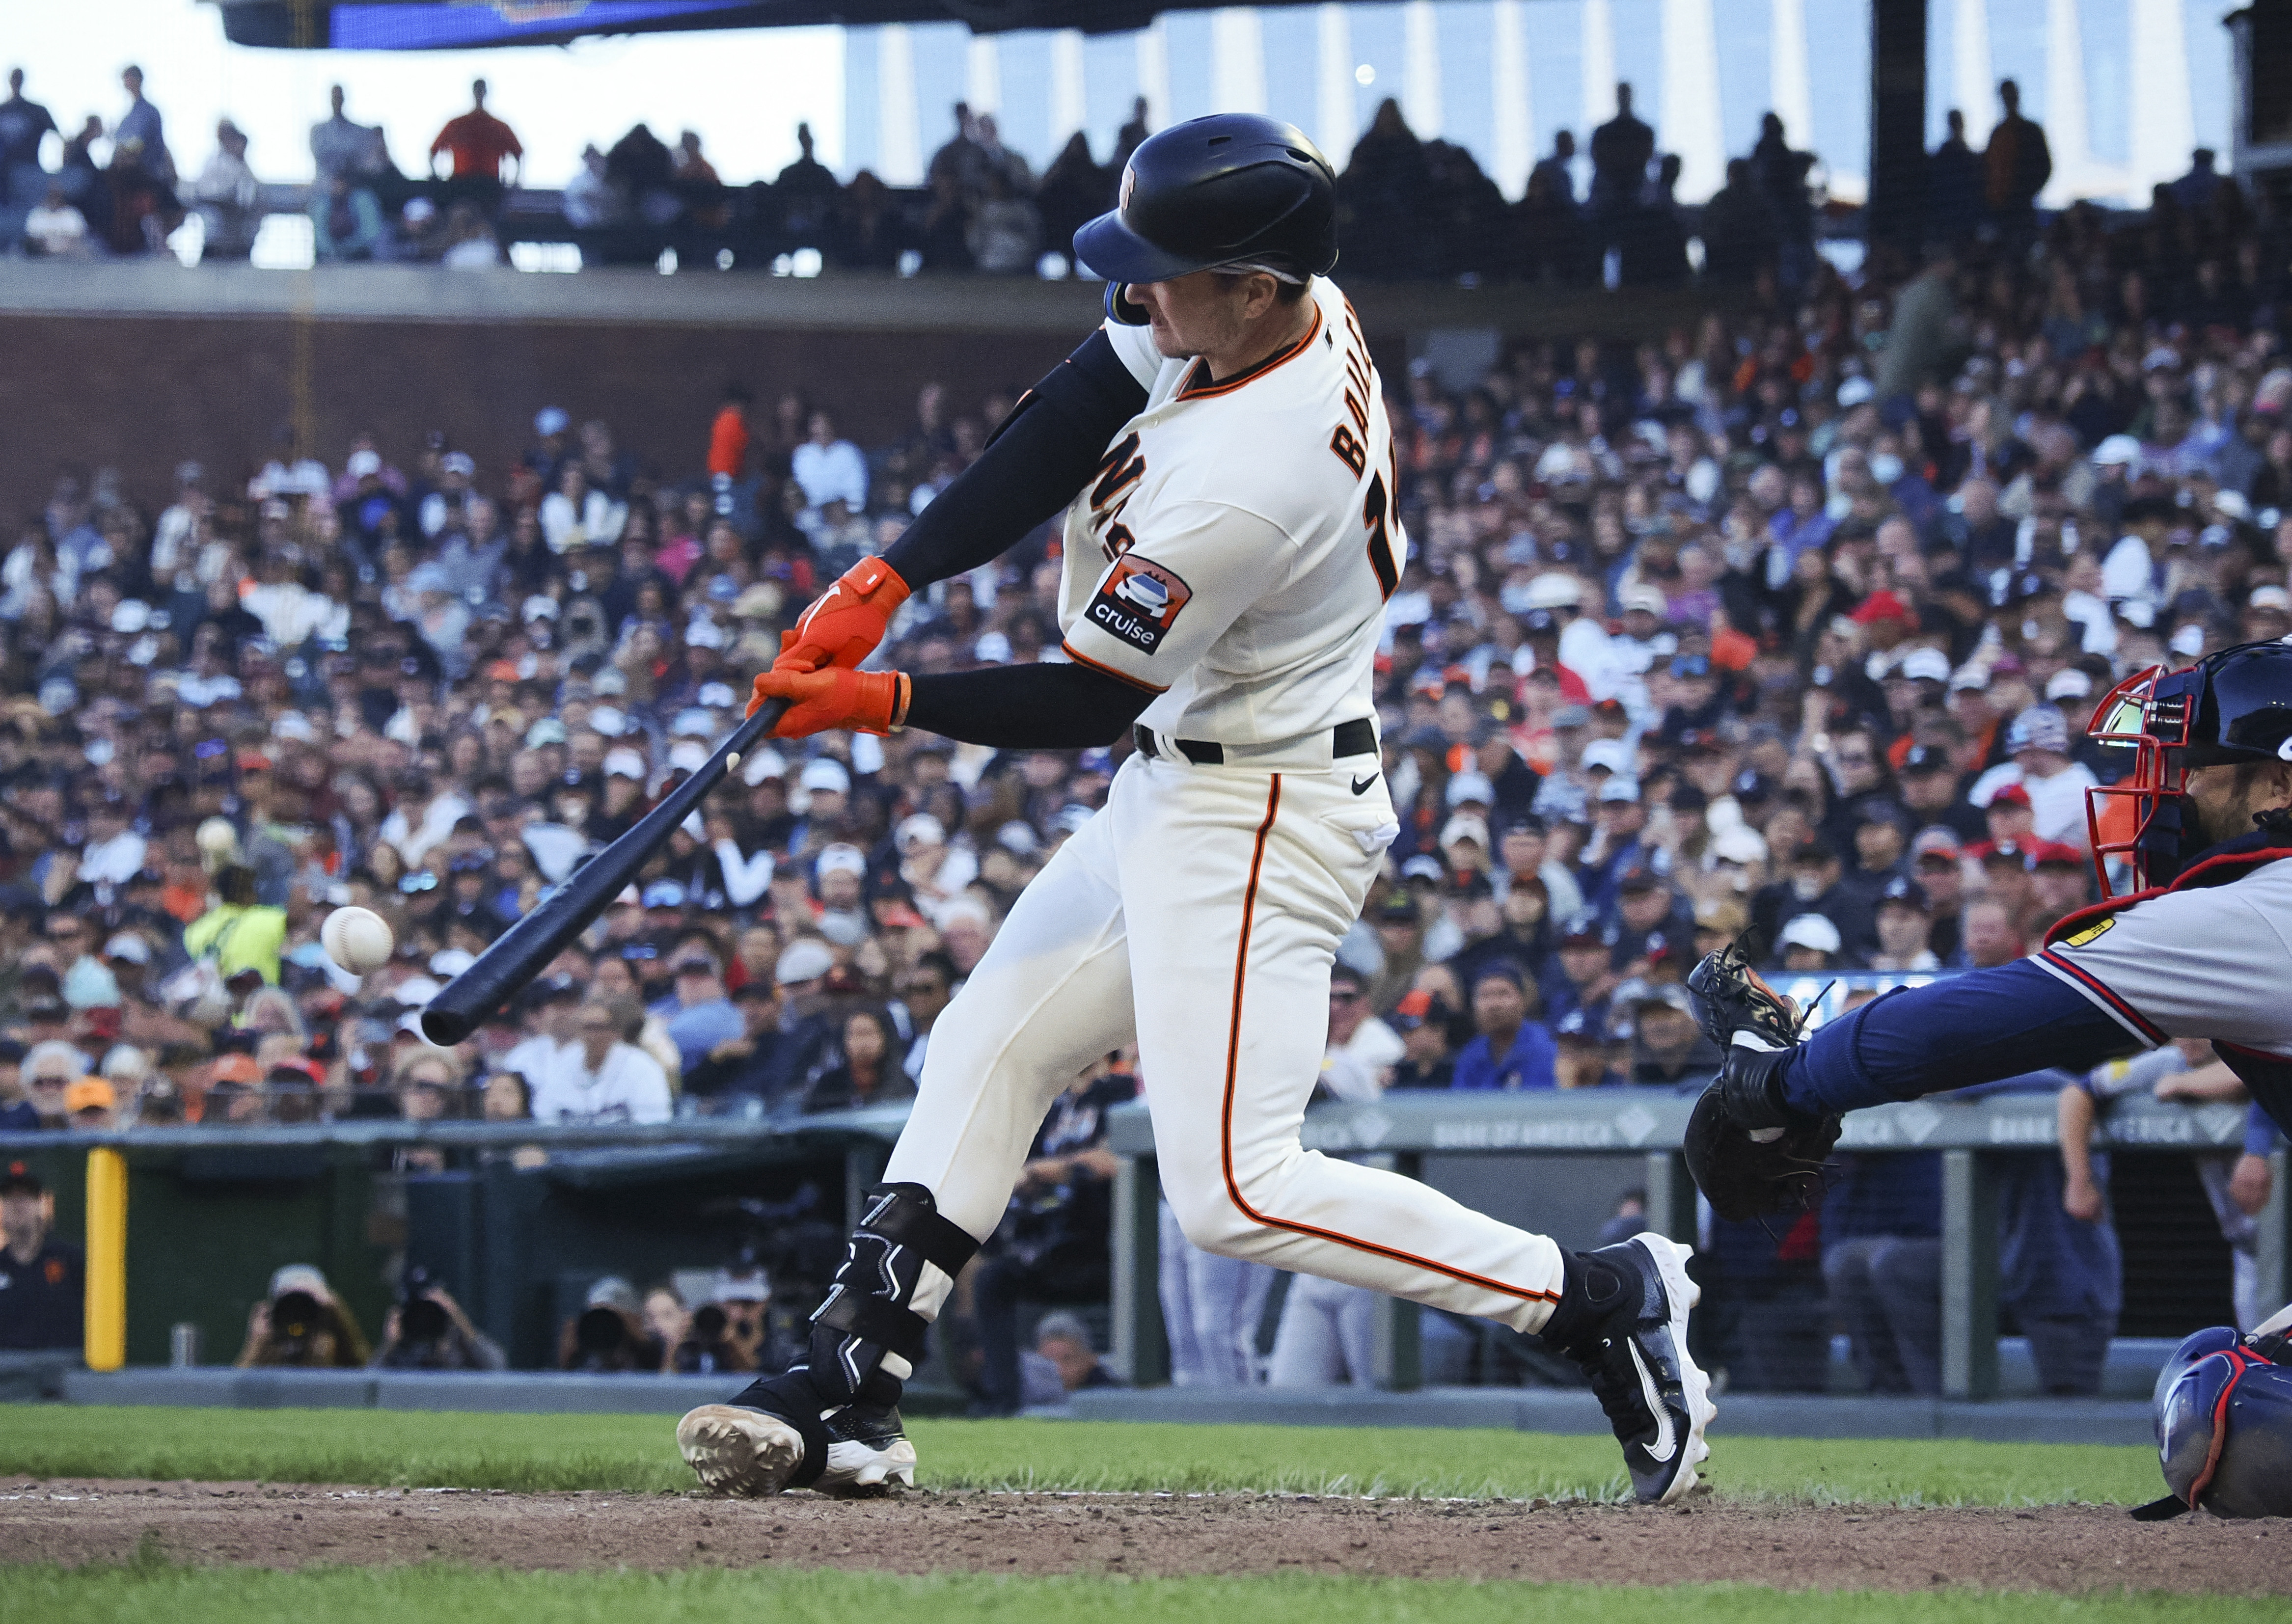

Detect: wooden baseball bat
418,698,789,1047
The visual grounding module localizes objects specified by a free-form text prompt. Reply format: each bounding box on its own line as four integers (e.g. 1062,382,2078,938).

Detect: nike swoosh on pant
1351,775,1377,795
1628,1340,1678,1462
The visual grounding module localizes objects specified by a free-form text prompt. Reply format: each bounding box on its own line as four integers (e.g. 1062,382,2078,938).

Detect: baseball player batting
674,114,1712,1506
1685,640,2292,1254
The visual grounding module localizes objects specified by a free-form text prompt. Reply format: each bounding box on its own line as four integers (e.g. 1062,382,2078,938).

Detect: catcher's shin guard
682,1184,979,1494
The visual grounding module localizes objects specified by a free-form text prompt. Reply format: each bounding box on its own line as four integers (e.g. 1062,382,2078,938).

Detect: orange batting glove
774,556,912,674
747,665,910,737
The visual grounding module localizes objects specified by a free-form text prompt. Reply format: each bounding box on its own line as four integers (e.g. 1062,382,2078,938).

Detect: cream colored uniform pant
886,749,1565,1332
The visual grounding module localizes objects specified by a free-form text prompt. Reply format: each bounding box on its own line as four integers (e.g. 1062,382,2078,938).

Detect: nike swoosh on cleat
1351,774,1377,795
1628,1340,1678,1462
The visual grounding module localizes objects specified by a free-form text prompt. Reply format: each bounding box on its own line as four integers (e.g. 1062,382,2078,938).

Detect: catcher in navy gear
1686,638,2292,1233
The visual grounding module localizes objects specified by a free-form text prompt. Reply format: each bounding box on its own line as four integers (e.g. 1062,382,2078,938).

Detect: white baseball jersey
1055,277,1403,746
879,277,1570,1352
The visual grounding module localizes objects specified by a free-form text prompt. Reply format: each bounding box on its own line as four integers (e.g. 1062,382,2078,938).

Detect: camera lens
575,1306,629,1355
401,1296,450,1341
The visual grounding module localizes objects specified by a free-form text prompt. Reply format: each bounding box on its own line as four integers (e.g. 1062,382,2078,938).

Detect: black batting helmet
1074,113,1338,295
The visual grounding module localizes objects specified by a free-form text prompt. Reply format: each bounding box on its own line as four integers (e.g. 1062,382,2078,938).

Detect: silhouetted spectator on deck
1750,112,1815,292
605,121,678,227
1587,82,1654,234
312,171,385,261
968,167,1040,274
1528,129,1578,212
927,101,988,200
1699,158,1776,285
1036,133,1111,266
0,70,58,209
1340,99,1430,279
776,121,839,247
920,168,973,272
1983,78,2050,241
1617,152,1688,287
828,169,909,271
191,118,260,261
1927,109,1982,247
1516,160,1586,283
311,84,389,187
116,65,173,187
1113,96,1151,171
430,78,521,217
101,136,179,255
1421,138,1509,279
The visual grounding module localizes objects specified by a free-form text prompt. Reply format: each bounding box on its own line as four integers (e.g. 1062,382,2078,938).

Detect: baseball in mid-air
195,816,239,860
321,907,395,975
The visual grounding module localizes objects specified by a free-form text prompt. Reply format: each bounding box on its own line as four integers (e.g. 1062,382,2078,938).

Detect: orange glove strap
777,557,913,673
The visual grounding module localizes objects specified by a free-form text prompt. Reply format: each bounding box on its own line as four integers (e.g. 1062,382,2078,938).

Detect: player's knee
1164,1181,1264,1259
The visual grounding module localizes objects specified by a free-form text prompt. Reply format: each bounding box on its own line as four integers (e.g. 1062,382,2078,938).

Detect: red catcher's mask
2084,662,2203,898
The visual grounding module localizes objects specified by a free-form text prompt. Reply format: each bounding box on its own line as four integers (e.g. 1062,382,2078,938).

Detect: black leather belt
1131,718,1376,765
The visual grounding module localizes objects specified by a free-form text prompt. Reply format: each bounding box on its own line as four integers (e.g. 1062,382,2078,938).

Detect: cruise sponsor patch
1088,556,1192,655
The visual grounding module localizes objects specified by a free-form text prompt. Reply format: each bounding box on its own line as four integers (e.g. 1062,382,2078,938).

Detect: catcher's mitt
1683,930,1803,1055
1684,1069,1842,1222
1682,933,1840,1222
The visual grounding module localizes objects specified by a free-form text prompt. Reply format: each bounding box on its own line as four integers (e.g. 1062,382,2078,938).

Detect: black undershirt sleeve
903,663,1156,751
880,328,1150,592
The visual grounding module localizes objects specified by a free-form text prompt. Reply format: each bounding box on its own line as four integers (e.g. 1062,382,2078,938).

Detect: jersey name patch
2060,916,2116,947
1089,557,1192,655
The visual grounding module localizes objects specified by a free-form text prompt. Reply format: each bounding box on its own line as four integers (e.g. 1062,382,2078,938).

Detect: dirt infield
0,1480,2284,1594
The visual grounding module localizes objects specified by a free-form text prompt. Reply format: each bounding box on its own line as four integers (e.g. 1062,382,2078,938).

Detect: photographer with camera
235,1264,372,1368
370,1266,506,1370
556,1274,664,1373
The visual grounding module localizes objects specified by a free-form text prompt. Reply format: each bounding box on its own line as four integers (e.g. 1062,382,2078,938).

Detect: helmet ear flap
1103,282,1150,326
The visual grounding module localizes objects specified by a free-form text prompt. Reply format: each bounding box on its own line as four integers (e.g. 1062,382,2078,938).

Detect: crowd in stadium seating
0,78,2283,1392
0,60,1839,281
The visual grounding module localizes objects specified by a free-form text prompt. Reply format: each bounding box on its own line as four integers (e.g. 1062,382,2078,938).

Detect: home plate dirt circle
1,1480,2285,1594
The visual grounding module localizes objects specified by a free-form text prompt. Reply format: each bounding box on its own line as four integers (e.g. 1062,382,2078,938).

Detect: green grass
0,1565,2269,1624
0,1406,2163,1506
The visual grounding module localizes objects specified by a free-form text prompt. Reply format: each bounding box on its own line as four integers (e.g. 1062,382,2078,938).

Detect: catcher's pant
885,750,1566,1334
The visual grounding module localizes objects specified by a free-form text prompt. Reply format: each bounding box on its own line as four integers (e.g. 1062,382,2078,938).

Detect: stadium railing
4,1029,2281,1396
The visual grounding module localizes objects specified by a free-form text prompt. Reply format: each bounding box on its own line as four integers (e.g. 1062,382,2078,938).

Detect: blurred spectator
968,1054,1133,1415
557,1273,662,1373
653,945,741,1079
531,997,672,1124
189,120,260,261
798,1005,913,1113
182,865,287,986
1622,982,1718,1086
1928,109,1982,247
429,78,521,213
310,172,386,262
790,411,867,513
62,1077,116,1129
310,84,390,187
237,1263,370,1367
1983,79,2051,241
0,70,58,205
0,1162,81,1350
562,143,621,229
25,178,88,256
1031,1308,1118,1399
1587,82,1653,255
1451,962,1556,1090
116,64,173,187
372,1267,506,1370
